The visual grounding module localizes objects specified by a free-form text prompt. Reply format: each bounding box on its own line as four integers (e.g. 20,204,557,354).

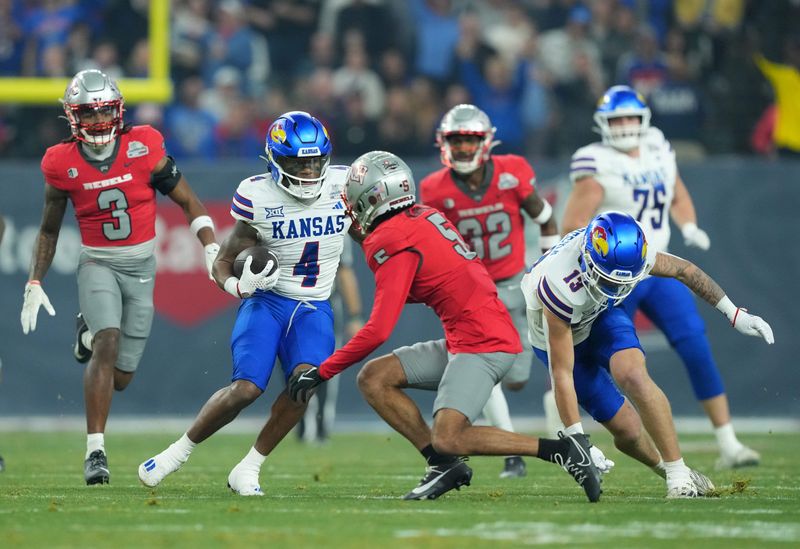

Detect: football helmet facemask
265,111,331,200
436,104,497,175
62,70,124,148
593,85,651,151
581,211,648,305
343,150,416,236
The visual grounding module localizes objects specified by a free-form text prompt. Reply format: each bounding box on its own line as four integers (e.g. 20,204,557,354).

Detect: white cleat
227,463,263,496
138,450,185,487
689,469,715,496
716,445,761,470
666,478,699,499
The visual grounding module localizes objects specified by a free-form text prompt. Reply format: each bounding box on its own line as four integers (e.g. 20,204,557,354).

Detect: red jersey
41,125,167,247
318,205,521,379
420,154,536,281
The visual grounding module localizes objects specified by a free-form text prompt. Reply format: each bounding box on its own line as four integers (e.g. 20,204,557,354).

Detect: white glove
204,242,220,280
681,222,710,250
20,281,56,334
236,255,280,298
731,308,775,344
589,444,615,475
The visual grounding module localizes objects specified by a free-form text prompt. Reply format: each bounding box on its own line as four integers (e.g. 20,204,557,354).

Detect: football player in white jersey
138,111,352,495
522,212,773,497
561,85,761,469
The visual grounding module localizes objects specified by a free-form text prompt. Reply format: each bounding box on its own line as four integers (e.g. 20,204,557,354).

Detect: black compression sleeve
151,155,182,195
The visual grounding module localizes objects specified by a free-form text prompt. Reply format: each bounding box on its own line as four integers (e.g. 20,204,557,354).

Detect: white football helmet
436,104,497,175
343,151,416,236
62,69,124,148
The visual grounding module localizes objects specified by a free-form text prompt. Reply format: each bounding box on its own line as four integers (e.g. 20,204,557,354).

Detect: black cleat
403,458,472,500
552,433,602,502
500,456,527,479
74,313,92,364
85,450,110,485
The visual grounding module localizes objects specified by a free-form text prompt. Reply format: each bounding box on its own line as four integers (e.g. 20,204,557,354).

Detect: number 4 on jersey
294,241,320,287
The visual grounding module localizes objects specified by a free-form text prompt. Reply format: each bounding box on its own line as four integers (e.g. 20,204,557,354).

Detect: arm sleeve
318,251,420,379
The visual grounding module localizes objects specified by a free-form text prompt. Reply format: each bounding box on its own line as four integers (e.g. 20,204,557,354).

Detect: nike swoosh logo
411,470,448,494
139,277,152,283
298,371,317,382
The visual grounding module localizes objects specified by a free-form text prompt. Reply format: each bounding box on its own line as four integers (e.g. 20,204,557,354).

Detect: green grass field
1,430,798,548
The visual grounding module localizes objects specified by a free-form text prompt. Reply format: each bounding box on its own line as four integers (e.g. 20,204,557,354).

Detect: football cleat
552,433,602,502
138,448,185,487
74,313,92,364
690,468,715,496
227,462,264,496
403,458,472,500
499,456,527,479
84,450,109,485
716,445,761,470
666,479,699,499
0,454,5,472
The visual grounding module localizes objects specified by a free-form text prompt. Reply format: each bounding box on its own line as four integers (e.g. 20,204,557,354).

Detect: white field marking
395,520,800,544
723,509,783,515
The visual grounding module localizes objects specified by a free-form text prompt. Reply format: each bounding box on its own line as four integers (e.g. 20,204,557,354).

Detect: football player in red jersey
288,151,602,503
19,70,220,485
420,104,561,478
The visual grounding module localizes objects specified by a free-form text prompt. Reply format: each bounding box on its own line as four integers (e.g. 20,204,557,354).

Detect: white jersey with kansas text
521,230,657,348
570,127,676,253
230,165,351,301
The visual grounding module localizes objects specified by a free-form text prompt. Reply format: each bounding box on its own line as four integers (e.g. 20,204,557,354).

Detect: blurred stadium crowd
0,0,798,160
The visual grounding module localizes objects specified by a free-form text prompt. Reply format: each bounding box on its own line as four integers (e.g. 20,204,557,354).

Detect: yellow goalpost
0,0,172,104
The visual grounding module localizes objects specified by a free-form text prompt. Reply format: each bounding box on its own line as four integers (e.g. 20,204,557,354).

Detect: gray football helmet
436,104,497,174
343,151,416,236
62,69,124,147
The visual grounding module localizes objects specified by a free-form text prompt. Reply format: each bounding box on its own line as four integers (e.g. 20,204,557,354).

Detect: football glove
681,223,710,251
21,281,56,334
288,366,323,404
204,242,220,280
730,308,774,344
589,444,615,475
236,256,280,298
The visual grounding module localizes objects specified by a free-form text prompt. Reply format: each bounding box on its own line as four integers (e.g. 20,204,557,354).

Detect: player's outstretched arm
21,184,67,334
651,252,774,344
543,307,582,427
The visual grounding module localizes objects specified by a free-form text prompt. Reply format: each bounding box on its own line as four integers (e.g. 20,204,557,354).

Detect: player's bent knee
431,409,469,455
229,379,263,404
113,369,134,391
357,354,405,394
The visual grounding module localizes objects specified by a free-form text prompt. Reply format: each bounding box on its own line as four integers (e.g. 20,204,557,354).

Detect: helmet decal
591,226,609,256
270,122,286,144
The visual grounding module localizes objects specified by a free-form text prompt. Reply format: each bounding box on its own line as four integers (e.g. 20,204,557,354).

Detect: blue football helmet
265,111,331,199
593,85,651,151
581,211,648,305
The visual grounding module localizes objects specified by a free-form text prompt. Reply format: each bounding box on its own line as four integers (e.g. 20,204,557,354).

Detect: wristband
539,234,561,251
532,200,553,225
223,276,241,298
681,222,698,237
190,215,215,236
27,280,41,286
563,422,584,436
715,295,737,322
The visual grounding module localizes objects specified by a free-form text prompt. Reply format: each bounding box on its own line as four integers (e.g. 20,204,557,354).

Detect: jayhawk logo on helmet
591,226,609,256
270,122,287,143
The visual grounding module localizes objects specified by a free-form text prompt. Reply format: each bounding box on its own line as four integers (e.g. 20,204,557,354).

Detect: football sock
663,457,690,480
714,423,744,455
240,446,267,469
651,459,667,478
86,433,105,459
420,444,454,466
171,433,197,461
81,330,93,351
536,438,563,461
543,389,564,438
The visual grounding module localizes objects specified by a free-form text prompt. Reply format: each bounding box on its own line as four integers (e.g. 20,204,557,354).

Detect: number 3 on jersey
294,241,320,287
